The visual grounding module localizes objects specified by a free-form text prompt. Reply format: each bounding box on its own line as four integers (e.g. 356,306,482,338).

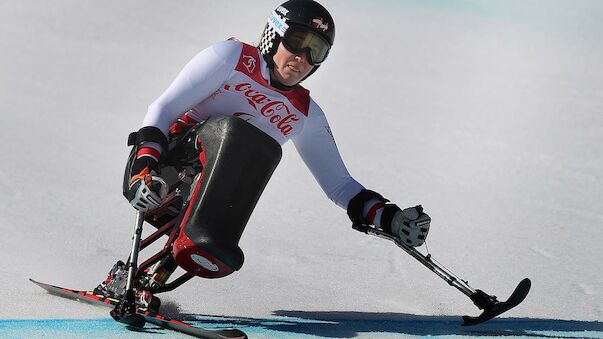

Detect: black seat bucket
173,116,282,278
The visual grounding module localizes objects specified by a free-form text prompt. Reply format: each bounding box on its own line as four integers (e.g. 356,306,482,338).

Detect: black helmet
259,0,335,72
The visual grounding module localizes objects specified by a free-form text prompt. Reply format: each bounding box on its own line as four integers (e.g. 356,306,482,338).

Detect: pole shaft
366,227,476,297
125,211,145,293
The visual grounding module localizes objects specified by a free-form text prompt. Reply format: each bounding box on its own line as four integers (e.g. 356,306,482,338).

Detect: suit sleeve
141,40,242,135
292,100,364,209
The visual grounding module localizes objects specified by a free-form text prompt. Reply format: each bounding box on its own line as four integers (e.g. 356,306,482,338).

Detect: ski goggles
282,26,331,65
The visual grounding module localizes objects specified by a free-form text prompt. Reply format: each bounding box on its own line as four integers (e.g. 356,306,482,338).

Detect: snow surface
0,0,602,337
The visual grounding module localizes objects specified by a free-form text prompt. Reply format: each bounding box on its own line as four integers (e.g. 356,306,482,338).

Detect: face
270,41,315,87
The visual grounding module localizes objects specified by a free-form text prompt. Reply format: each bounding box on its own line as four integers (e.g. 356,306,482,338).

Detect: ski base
30,278,247,339
462,278,531,326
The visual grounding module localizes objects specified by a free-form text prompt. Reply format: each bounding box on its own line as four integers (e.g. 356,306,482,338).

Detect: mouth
286,64,301,73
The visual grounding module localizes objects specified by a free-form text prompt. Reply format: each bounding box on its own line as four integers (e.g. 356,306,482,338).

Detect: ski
354,225,531,326
30,279,247,339
29,278,121,308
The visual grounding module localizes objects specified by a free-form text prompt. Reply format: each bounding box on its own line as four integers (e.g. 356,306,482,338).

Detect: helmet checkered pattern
259,23,278,56
259,10,287,59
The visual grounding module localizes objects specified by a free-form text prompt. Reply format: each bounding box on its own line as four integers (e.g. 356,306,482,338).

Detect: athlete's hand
127,174,168,212
126,149,168,212
388,205,431,247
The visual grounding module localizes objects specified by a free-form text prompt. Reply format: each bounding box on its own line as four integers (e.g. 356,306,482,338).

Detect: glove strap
128,126,169,153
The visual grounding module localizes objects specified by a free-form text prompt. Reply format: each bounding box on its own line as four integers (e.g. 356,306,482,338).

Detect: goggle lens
283,28,331,65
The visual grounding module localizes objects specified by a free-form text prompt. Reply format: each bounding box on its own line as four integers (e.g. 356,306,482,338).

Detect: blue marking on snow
1,314,602,338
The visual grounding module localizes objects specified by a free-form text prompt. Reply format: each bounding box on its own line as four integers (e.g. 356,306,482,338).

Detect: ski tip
515,278,532,302
520,278,531,289
29,278,54,289
29,278,45,287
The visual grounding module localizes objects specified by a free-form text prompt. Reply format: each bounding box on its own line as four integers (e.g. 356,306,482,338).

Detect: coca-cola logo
225,83,299,136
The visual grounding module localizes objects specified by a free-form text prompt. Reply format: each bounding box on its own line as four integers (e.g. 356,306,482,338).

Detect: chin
284,80,301,86
274,68,305,86
281,77,302,86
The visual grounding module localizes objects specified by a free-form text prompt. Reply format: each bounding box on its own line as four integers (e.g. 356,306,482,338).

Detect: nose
295,53,308,64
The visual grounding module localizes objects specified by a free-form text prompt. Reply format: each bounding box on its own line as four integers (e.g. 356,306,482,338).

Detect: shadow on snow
179,311,603,338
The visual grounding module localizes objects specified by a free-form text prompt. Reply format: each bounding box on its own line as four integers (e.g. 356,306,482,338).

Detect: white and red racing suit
140,39,364,209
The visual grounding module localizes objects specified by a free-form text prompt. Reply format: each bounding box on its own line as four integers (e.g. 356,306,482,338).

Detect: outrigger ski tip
462,278,531,326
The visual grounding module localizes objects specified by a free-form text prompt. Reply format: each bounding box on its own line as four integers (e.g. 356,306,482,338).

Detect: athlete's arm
141,40,242,136
292,100,364,209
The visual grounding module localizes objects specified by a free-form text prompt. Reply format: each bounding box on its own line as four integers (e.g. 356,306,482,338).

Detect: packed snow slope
0,0,601,329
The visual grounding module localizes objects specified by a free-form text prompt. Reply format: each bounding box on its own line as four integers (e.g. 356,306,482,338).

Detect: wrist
136,146,161,163
380,204,401,234
347,189,388,226
130,147,161,183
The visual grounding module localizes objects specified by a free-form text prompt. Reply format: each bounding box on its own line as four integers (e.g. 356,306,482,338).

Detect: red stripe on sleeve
366,202,385,224
137,147,161,160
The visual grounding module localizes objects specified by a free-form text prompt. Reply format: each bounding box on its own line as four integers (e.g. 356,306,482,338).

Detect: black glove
347,189,430,247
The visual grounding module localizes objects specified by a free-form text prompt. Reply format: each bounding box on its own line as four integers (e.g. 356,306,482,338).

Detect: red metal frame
126,192,195,293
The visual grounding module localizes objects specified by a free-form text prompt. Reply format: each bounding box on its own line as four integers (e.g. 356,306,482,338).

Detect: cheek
272,51,283,66
273,44,289,65
302,64,314,75
297,63,314,79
